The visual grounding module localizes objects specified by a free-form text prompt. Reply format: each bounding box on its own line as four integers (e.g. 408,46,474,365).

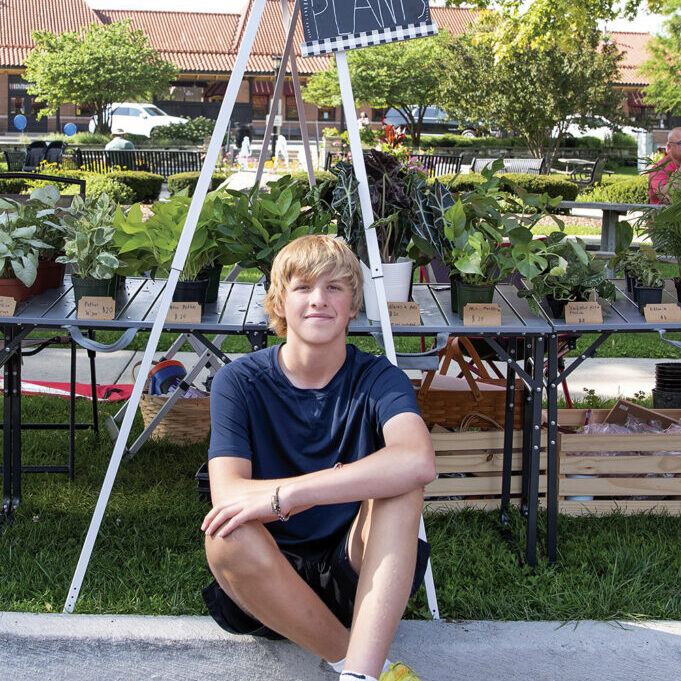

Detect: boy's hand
202,481,284,537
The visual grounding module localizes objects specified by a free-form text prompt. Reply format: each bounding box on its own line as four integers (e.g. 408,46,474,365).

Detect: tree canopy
440,17,624,167
303,32,452,144
641,1,681,115
24,21,178,133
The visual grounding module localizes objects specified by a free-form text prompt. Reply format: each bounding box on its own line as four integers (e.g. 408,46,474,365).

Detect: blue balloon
63,122,77,137
13,114,27,131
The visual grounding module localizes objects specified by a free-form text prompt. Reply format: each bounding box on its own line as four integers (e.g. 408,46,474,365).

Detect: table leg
521,340,534,516
525,336,545,568
602,210,619,277
546,333,559,564
500,341,517,524
11,335,22,511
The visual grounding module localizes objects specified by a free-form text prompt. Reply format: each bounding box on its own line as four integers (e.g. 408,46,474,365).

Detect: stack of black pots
653,362,681,409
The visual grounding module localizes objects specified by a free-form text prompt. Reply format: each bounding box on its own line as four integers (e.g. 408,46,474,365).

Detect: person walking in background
649,127,681,204
105,128,134,151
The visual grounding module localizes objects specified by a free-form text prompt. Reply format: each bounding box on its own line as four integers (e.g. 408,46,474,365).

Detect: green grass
2,395,680,620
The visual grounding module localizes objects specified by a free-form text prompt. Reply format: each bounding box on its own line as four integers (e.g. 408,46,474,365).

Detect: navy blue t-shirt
208,344,420,553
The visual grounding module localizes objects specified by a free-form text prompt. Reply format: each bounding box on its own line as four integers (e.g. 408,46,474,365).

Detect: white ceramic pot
361,258,413,322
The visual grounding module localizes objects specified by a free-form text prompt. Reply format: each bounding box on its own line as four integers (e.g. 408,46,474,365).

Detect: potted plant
329,151,435,319
213,175,333,286
519,232,617,318
644,200,681,301
56,192,121,305
627,245,665,312
433,161,565,316
0,185,67,295
0,217,53,301
114,190,222,308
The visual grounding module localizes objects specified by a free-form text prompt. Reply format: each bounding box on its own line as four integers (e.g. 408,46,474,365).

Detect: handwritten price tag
565,301,603,324
166,301,202,324
0,296,17,317
77,296,115,320
388,302,420,326
644,303,681,323
463,303,502,326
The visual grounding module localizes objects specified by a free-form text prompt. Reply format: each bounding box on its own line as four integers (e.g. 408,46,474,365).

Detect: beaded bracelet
270,486,290,522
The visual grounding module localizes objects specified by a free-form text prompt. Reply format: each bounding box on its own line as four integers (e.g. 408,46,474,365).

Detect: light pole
271,54,282,158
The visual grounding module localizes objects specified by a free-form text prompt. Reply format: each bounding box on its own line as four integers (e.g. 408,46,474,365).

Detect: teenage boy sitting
202,235,436,681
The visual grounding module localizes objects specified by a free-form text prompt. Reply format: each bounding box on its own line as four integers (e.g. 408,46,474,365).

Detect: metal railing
324,151,462,177
74,148,204,178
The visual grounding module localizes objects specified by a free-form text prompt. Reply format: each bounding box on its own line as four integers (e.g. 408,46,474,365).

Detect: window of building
372,108,386,122
285,96,298,120
252,95,269,119
318,106,335,121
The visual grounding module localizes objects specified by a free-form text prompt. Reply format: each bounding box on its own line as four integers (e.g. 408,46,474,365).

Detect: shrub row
151,116,222,145
420,132,637,150
580,175,649,204
430,172,580,201
167,171,234,196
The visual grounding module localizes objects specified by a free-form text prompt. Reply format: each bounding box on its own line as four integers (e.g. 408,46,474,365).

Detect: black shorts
202,527,431,641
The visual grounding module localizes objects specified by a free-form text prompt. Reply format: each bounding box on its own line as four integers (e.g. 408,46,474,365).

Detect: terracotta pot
31,260,66,295
0,277,33,302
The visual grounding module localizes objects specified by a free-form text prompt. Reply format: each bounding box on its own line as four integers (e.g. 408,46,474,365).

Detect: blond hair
264,235,363,337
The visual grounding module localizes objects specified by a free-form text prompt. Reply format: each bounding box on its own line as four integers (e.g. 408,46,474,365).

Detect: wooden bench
470,157,546,175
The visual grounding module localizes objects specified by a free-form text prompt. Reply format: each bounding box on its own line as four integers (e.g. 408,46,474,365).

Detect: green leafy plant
213,175,333,281
518,231,616,312
644,200,681,280
0,219,52,286
624,245,665,288
113,190,219,281
436,161,564,284
55,193,120,279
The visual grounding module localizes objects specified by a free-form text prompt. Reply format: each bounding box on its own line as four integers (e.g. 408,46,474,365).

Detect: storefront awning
252,80,295,97
627,91,650,108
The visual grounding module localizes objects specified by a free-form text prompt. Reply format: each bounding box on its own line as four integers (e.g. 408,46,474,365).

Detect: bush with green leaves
213,175,333,281
609,131,637,147
431,172,579,201
167,171,233,197
289,169,338,204
419,135,523,149
559,135,603,149
150,116,217,144
581,176,648,204
0,178,29,194
55,192,120,279
82,175,135,204
109,170,163,202
45,132,110,146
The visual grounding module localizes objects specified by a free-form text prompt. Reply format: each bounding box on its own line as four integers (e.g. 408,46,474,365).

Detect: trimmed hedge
167,171,234,196
420,135,523,149
289,169,338,203
83,175,135,203
580,175,649,204
0,178,28,194
430,172,579,201
109,170,163,202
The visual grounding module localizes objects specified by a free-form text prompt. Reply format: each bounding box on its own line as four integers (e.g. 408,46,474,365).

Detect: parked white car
88,103,187,137
554,115,645,141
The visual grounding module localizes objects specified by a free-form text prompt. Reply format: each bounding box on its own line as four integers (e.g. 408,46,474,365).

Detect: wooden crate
557,408,681,516
424,428,547,512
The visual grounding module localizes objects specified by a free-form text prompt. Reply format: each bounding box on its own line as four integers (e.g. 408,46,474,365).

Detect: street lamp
271,54,283,158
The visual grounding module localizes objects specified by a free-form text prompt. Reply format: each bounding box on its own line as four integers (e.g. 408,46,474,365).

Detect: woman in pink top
649,127,681,204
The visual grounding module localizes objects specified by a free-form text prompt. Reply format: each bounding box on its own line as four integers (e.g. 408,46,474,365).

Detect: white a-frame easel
64,0,437,618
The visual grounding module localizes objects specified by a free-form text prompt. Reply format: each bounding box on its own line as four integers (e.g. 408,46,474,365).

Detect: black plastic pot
455,280,495,318
624,269,636,293
173,278,208,309
633,284,663,313
200,265,222,304
449,274,460,315
674,278,681,303
71,275,118,306
653,388,681,409
545,295,568,319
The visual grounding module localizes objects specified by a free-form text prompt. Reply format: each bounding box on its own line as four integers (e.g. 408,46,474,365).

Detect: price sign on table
388,302,421,326
644,303,681,323
166,302,202,324
77,297,115,320
565,302,602,324
0,296,17,317
463,303,502,326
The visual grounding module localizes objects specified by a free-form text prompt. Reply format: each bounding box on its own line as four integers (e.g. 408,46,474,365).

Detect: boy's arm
202,411,435,538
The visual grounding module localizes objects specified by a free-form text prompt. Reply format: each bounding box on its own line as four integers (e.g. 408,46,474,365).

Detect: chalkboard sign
300,0,438,57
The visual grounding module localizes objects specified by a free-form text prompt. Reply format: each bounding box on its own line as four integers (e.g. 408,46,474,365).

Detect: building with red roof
0,0,663,135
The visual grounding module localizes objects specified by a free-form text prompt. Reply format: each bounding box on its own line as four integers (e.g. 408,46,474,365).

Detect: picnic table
0,277,551,566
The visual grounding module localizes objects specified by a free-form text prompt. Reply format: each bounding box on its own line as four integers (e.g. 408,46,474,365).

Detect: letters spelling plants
212,175,333,283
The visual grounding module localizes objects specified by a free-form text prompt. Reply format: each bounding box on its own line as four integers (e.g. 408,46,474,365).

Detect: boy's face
277,272,357,347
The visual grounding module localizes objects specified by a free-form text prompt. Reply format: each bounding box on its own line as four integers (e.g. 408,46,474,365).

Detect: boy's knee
205,522,278,577
373,487,423,517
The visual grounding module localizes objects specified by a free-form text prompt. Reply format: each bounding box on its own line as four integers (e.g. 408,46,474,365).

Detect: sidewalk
17,348,671,401
1,612,679,681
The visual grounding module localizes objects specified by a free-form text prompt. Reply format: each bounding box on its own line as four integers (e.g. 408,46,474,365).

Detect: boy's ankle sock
381,659,392,675
327,659,346,674
339,673,378,681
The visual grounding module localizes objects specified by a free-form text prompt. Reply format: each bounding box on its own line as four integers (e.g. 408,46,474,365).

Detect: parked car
383,106,477,136
88,103,188,137
554,115,645,141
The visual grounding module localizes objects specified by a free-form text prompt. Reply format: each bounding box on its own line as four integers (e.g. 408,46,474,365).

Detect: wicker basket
134,361,211,444
413,337,524,430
